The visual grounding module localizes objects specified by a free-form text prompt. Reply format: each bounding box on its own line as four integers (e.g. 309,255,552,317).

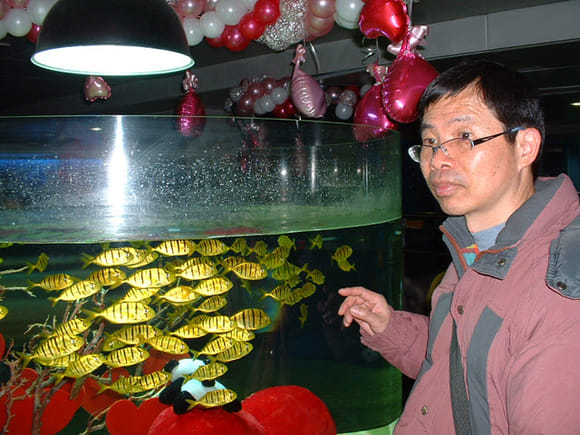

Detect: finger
338,286,368,297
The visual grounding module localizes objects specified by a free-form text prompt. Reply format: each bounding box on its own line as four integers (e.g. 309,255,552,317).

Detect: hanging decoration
358,0,408,42
290,44,326,118
177,70,206,137
353,62,397,142
83,76,112,102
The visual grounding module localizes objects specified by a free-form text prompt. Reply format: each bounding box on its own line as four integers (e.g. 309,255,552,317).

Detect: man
338,60,580,434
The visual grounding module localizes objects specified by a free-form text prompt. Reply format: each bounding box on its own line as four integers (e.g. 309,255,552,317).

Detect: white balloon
335,103,353,120
242,0,258,9
200,10,225,38
271,87,289,105
183,17,204,46
26,0,55,25
253,98,267,115
258,95,275,113
360,83,372,97
333,12,358,30
215,0,246,26
6,9,32,37
0,20,7,40
334,0,363,24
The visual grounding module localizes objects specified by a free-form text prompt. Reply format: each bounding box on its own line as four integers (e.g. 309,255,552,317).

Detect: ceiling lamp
31,0,194,76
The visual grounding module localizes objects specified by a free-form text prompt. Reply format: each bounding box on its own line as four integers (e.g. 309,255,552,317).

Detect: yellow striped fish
0,305,8,321
105,346,149,368
29,334,84,362
125,250,159,269
230,238,250,255
62,353,105,379
147,335,189,354
221,328,255,342
153,240,196,257
124,268,176,288
97,375,140,395
309,234,323,250
83,248,133,268
331,245,353,263
187,362,228,381
195,239,229,256
49,280,102,306
85,301,156,324
35,352,80,368
111,324,161,346
214,340,253,363
158,285,199,305
199,315,235,334
51,318,92,337
88,268,126,287
306,269,325,285
337,259,356,272
193,295,228,313
283,289,304,306
199,336,233,355
251,241,268,257
122,286,162,303
220,256,246,271
135,370,171,391
296,282,317,299
28,273,76,291
170,324,207,339
277,235,296,250
176,259,218,281
260,251,286,270
260,283,291,302
186,388,237,411
193,277,233,297
231,262,267,280
231,308,271,330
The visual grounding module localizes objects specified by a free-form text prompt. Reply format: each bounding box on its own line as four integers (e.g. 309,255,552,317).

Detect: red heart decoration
0,370,83,435
81,368,129,417
359,0,409,42
83,76,112,102
142,349,189,375
353,84,398,142
106,398,170,435
382,45,438,123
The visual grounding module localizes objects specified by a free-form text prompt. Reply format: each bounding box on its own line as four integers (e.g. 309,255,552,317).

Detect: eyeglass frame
408,126,525,163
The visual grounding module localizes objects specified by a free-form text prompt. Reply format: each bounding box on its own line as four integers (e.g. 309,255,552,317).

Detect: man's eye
459,132,473,139
423,138,436,145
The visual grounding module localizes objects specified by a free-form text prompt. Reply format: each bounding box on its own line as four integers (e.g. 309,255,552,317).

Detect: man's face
419,85,526,232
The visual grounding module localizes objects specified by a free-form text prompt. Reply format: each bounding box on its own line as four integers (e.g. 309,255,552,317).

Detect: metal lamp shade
31,0,194,76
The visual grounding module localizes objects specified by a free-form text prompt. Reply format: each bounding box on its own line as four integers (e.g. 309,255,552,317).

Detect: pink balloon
9,0,29,8
0,0,9,20
305,14,334,39
83,76,111,102
382,42,438,123
291,45,326,118
203,0,218,12
359,0,409,42
176,0,204,18
307,0,336,18
178,71,206,136
353,84,397,142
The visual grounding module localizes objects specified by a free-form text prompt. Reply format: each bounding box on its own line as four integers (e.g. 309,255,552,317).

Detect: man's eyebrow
420,116,474,132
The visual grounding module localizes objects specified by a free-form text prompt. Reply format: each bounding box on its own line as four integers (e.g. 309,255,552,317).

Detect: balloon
253,0,280,25
291,44,326,118
308,0,336,18
203,0,218,12
335,103,353,120
183,17,204,46
360,83,372,96
239,12,265,40
237,91,255,112
215,0,247,25
25,22,41,43
359,0,409,42
178,71,206,137
25,0,55,24
279,76,291,90
305,14,334,39
199,10,225,38
83,76,111,102
334,0,363,24
175,0,204,18
222,25,250,51
242,0,258,9
339,89,358,106
382,39,438,123
324,86,341,105
247,82,264,99
9,0,29,8
5,8,32,37
205,33,224,47
0,0,9,20
257,94,275,113
0,19,6,40
387,24,429,56
333,12,358,29
272,103,290,118
260,77,277,94
353,83,397,142
271,86,288,104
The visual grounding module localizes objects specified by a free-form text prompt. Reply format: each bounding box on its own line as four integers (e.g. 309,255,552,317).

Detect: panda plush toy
159,357,241,414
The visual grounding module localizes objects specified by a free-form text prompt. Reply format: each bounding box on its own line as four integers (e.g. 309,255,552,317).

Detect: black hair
418,60,545,177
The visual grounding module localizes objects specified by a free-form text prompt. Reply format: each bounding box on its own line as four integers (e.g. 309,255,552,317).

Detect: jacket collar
440,174,575,279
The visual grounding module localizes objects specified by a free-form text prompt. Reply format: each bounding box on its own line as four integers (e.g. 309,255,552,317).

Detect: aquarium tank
0,115,402,434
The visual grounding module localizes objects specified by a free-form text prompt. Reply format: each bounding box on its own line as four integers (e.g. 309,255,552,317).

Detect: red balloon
178,89,206,137
253,0,280,25
26,23,41,43
239,12,265,40
261,77,277,94
205,34,224,48
359,0,409,42
222,25,250,52
382,45,438,123
247,82,264,99
353,84,398,142
282,98,297,117
272,103,289,118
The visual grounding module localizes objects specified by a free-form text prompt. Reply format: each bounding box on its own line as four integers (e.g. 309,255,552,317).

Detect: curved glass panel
0,116,401,434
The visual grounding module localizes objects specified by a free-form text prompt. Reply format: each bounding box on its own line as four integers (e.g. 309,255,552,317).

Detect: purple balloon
353,84,397,142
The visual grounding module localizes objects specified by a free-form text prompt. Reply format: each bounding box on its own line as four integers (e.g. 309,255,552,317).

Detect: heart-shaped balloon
106,398,170,435
353,83,398,142
290,44,326,118
81,368,129,417
358,0,409,43
382,38,438,123
83,76,112,102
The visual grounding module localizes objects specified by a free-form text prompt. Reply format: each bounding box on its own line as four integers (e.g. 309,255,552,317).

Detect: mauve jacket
362,174,580,434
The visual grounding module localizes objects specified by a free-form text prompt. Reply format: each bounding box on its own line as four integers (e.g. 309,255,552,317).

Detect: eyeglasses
408,127,524,163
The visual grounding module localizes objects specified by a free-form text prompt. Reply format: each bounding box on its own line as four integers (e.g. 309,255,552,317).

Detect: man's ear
516,127,542,170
